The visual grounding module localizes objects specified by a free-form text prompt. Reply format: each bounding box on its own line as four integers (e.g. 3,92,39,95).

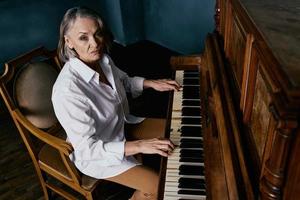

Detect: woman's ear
64,36,73,49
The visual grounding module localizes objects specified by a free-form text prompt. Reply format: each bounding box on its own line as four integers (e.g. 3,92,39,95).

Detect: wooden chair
0,47,101,200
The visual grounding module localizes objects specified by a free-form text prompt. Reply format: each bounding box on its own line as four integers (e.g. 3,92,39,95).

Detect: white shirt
52,55,145,179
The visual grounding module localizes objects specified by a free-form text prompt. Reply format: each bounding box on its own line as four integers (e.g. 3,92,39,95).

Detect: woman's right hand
125,138,175,157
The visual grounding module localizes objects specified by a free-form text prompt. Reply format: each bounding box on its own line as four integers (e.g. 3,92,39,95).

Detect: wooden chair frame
0,47,100,200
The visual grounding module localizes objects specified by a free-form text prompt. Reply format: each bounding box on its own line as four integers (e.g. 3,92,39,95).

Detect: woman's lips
91,50,99,54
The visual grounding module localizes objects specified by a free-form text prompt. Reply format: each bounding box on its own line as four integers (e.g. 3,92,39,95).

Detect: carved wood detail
260,107,298,199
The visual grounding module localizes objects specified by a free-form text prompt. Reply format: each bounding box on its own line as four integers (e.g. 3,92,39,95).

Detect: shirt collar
69,55,110,83
101,54,110,65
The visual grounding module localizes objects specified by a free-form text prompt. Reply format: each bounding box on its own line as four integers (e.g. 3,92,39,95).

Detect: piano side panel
240,39,299,199
241,41,257,123
223,0,232,57
229,15,247,89
221,1,247,93
219,0,226,36
218,1,261,196
201,47,229,200
249,67,272,161
203,34,257,199
284,127,300,200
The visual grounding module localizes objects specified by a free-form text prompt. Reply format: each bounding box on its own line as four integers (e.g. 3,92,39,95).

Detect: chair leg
86,192,93,200
39,180,50,200
40,172,51,200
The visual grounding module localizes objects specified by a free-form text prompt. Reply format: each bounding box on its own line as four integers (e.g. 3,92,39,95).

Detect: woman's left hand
143,79,181,92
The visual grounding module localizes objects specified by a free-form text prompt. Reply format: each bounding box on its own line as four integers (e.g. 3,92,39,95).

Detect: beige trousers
105,118,166,200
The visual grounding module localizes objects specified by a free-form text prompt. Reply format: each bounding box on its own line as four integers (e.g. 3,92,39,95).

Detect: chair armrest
12,109,73,155
170,54,202,70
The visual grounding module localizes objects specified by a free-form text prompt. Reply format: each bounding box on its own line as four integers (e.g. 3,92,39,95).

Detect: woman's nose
90,36,99,48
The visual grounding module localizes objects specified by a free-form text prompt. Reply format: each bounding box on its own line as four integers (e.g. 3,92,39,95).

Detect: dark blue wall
0,0,215,72
0,0,105,72
144,0,215,54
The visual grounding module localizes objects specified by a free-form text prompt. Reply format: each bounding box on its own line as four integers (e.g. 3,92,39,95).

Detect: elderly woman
52,6,179,200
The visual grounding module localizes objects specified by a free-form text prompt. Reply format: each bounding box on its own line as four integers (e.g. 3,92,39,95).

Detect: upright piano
158,0,300,199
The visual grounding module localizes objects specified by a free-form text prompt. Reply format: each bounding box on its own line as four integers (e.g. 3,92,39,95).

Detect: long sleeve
52,94,125,166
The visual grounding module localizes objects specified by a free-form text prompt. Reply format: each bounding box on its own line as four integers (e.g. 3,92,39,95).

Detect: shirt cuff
103,141,125,160
131,76,145,98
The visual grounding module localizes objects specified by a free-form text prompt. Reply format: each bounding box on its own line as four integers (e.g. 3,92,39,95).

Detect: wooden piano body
159,0,300,199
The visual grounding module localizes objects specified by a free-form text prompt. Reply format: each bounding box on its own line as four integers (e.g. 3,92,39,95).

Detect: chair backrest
0,47,82,187
0,47,61,119
14,61,58,129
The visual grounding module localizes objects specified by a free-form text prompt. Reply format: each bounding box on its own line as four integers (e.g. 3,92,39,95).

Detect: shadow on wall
110,40,179,118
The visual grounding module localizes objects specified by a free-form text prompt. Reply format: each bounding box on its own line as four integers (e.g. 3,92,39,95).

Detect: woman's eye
79,36,88,41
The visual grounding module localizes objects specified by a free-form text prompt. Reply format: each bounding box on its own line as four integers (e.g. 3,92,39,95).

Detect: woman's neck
79,58,100,71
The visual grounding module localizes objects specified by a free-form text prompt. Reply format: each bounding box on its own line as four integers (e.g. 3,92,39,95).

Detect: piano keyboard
164,70,206,200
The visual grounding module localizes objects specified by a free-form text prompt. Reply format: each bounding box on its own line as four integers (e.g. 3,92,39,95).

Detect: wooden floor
0,41,177,199
0,109,45,200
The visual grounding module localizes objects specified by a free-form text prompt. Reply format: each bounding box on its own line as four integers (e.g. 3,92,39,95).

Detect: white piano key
164,191,206,200
167,163,204,169
165,172,205,180
166,162,204,168
175,70,184,85
170,136,203,140
169,152,203,158
164,195,205,200
165,185,205,193
165,185,206,193
181,116,202,119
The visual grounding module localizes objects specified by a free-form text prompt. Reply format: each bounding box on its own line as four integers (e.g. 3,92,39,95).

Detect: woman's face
65,17,104,65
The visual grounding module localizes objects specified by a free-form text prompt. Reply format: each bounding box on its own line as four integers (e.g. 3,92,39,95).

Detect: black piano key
183,78,200,85
183,85,199,92
183,87,200,99
179,178,206,189
184,72,199,78
180,149,203,158
180,157,204,163
180,141,202,148
183,85,199,91
179,177,206,185
181,118,201,125
181,126,202,136
182,107,201,116
184,69,199,73
179,165,205,176
181,126,202,132
179,152,204,163
183,94,199,100
179,183,206,190
182,100,200,106
181,132,202,137
181,131,202,137
180,138,203,144
178,189,206,195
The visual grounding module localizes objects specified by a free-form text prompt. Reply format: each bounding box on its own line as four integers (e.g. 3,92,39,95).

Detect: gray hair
57,7,111,63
